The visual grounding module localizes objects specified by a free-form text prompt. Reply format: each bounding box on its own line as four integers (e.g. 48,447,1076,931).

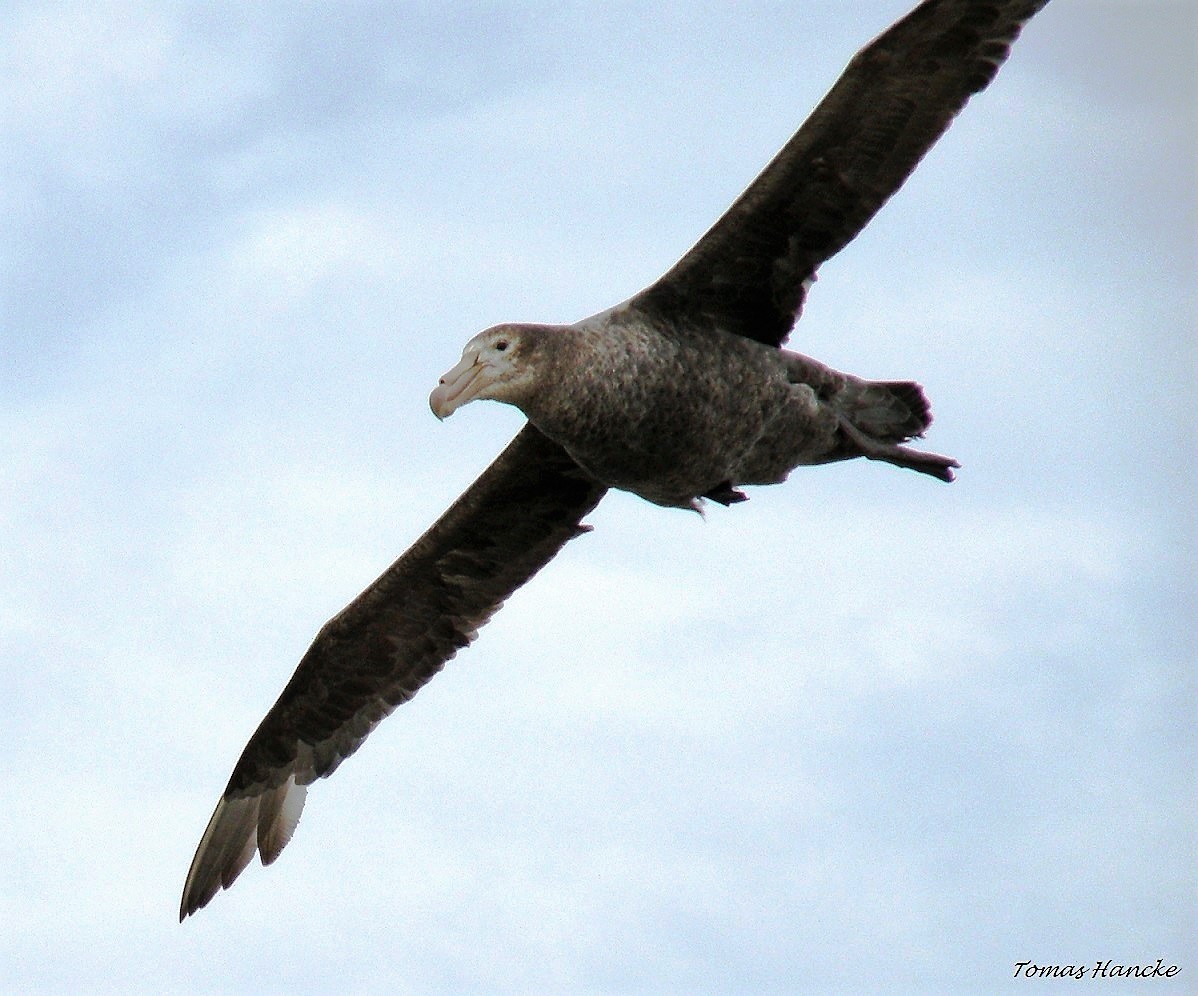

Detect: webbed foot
838,419,959,482
702,481,749,506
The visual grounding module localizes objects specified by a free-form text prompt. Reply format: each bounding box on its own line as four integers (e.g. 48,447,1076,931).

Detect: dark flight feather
632,0,1048,347
180,427,605,918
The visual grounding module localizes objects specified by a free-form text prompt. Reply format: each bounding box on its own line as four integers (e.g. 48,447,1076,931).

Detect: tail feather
843,378,933,443
779,351,954,480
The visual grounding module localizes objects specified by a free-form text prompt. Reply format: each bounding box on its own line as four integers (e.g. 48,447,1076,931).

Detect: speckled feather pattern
513,314,841,507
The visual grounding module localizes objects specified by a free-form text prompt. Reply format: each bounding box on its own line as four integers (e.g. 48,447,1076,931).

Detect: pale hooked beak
429,351,488,419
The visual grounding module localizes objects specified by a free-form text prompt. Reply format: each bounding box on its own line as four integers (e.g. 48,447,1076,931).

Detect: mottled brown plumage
432,320,956,509
181,0,1048,920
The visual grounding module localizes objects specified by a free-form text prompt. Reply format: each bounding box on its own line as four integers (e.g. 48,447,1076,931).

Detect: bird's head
429,324,546,420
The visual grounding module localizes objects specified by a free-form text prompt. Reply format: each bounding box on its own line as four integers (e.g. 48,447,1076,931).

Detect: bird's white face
429,325,534,419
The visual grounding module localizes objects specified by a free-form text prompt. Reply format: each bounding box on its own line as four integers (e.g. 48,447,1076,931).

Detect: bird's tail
841,378,933,443
783,351,933,443
836,378,959,483
838,376,958,481
780,351,957,481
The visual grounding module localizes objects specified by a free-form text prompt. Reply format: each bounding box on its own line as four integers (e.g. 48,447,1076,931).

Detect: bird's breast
523,326,789,506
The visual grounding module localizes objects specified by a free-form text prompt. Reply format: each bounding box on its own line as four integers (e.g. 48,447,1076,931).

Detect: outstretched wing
629,0,1049,347
180,425,606,919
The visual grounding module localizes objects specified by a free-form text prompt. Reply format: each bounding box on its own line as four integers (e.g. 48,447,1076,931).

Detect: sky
2,1,1195,992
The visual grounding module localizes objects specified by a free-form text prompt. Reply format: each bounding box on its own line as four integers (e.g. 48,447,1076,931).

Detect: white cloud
1,2,1191,991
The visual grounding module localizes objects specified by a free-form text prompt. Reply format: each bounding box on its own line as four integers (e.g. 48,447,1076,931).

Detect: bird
180,0,1050,919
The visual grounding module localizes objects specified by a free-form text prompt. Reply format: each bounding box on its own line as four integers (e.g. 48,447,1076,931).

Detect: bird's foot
701,481,749,506
839,419,959,482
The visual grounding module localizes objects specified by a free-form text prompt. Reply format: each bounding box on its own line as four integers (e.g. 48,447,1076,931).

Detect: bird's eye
495,340,509,352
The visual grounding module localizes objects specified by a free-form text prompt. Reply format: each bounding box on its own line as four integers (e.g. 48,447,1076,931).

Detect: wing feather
180,425,606,919
629,0,1049,346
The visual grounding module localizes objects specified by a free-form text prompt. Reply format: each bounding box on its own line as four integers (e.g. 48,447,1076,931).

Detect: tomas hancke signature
1014,959,1181,981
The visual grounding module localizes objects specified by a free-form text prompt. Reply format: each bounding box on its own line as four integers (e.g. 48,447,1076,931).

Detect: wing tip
178,776,307,921
258,777,308,865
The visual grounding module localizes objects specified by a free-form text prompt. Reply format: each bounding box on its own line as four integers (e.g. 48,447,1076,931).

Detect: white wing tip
259,777,307,865
179,776,308,921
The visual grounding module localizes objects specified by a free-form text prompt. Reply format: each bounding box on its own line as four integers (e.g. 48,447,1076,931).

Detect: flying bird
181,0,1049,919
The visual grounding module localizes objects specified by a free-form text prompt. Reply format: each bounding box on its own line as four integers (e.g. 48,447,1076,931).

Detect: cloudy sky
3,1,1194,992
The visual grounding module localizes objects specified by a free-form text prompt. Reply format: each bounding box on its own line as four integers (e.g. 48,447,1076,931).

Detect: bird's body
433,313,956,510
528,315,822,509
181,0,1051,920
